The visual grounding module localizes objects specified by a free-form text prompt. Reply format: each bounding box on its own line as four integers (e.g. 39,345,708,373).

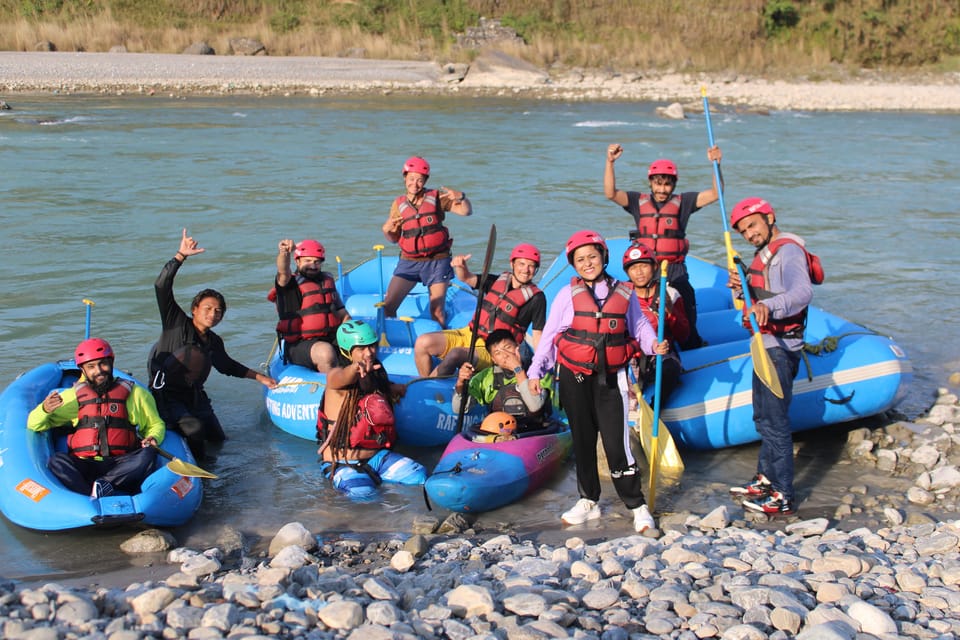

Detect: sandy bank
1,51,959,112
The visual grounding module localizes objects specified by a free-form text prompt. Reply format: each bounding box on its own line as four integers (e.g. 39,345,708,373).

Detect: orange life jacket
275,272,341,343
396,190,451,258
635,194,689,264
68,379,139,458
556,277,640,375
744,233,820,339
471,272,541,343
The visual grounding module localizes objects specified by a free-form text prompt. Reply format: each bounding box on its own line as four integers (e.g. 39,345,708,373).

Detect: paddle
454,223,497,434
152,444,218,479
630,377,684,473
373,244,390,346
82,298,95,339
700,87,742,311
700,87,783,398
733,256,784,398
647,260,669,511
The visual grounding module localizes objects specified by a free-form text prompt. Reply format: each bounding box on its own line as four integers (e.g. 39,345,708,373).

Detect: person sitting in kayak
272,238,351,372
315,320,426,500
621,241,688,404
27,338,165,499
452,329,554,436
604,143,722,349
380,155,472,328
414,243,546,377
150,229,277,462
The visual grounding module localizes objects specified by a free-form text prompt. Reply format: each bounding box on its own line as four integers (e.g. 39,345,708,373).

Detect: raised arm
696,145,723,208
276,238,295,287
604,144,629,207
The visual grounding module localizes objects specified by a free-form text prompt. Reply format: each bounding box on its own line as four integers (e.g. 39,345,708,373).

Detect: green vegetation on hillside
1,0,958,75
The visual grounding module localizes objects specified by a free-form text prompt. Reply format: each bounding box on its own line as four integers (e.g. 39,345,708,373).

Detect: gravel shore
1,51,959,112
2,386,960,638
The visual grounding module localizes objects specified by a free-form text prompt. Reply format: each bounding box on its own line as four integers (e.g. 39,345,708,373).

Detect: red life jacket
471,272,541,342
744,233,821,339
276,272,341,344
396,190,451,258
635,194,689,264
316,391,397,451
68,379,139,458
557,277,640,375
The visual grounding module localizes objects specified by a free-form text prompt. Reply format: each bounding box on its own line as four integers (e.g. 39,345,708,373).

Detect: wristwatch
513,366,523,376
455,192,466,204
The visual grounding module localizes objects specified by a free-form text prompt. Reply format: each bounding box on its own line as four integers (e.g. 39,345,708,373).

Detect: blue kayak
0,361,203,531
537,238,912,451
425,417,573,513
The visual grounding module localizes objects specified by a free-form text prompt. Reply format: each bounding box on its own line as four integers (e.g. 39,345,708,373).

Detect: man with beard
273,238,351,372
412,243,546,377
28,338,165,498
150,229,277,462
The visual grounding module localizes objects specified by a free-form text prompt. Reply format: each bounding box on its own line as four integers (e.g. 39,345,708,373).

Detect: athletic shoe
632,505,656,533
729,473,772,498
743,491,796,516
561,498,601,525
90,480,115,500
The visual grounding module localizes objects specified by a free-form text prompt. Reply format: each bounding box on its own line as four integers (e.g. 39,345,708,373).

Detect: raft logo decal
16,478,51,502
434,413,480,432
170,477,194,499
265,396,319,422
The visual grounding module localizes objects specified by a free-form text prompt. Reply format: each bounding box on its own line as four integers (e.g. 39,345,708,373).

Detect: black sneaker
743,491,796,516
729,473,772,498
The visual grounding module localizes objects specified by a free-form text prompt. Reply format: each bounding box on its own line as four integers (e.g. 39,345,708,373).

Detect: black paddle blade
455,224,497,434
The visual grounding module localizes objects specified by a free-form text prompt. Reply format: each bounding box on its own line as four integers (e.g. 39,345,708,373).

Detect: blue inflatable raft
537,238,912,451
264,253,487,446
0,361,203,531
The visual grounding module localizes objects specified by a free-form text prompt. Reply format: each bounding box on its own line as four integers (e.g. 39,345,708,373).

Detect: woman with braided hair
315,320,426,500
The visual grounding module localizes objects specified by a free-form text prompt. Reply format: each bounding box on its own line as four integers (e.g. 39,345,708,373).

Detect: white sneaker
633,504,656,532
561,498,601,525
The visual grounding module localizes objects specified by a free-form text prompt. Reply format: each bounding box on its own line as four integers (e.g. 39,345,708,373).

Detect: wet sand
1,51,959,112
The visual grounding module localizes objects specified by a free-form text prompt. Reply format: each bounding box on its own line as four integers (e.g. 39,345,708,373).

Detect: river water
1,95,958,580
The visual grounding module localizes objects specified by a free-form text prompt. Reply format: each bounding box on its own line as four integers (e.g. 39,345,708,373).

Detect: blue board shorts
320,449,427,501
393,256,454,287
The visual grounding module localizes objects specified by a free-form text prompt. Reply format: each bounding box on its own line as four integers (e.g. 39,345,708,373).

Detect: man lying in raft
452,329,554,440
28,338,164,499
315,320,426,500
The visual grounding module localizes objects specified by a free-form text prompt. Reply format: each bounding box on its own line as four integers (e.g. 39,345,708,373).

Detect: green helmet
336,320,377,352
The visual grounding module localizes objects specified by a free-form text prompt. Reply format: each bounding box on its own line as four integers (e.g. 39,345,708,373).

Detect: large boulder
228,37,266,56
460,50,548,87
183,41,215,55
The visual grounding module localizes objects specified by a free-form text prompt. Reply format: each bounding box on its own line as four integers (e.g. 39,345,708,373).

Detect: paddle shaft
648,260,669,511
455,224,497,433
700,87,742,310
733,256,785,398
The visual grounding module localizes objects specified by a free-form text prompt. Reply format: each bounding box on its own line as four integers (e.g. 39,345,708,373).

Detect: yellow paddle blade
380,333,390,347
647,434,659,512
166,458,218,479
153,445,218,479
750,334,784,399
723,232,744,311
635,394,684,472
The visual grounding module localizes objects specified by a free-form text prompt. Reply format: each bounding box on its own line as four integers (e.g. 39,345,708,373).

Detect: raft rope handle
681,331,878,376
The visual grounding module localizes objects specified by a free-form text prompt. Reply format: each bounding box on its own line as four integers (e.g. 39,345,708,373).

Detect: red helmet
295,239,325,260
510,243,541,267
648,158,678,179
402,156,430,177
565,230,608,266
75,338,114,366
622,242,656,270
730,197,776,230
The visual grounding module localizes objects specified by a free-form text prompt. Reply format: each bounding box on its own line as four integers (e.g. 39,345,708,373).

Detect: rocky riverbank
2,384,959,638
1,51,959,112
